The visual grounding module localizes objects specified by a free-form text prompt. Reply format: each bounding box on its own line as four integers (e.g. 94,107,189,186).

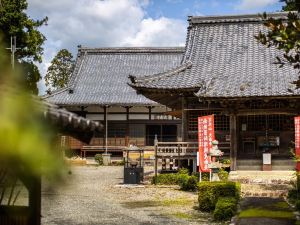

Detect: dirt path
42,166,216,225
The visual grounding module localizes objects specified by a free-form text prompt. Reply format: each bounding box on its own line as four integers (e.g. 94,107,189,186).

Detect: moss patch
239,208,294,219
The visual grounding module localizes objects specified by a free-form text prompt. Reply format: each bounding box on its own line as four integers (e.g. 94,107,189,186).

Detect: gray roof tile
43,47,184,106
131,12,300,98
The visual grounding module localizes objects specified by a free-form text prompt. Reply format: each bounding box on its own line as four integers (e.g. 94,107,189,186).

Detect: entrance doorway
146,125,177,146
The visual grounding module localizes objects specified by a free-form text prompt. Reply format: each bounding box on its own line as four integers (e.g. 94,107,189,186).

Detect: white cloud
236,0,278,10
122,17,186,46
27,0,186,94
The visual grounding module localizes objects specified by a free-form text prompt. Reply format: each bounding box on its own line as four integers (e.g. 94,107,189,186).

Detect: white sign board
263,153,271,165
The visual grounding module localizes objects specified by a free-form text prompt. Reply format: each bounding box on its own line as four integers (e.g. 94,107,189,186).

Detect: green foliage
152,173,179,185
152,170,198,191
198,181,240,212
288,189,298,204
178,168,189,174
178,174,198,191
94,154,103,165
0,0,48,94
0,51,64,180
295,200,300,211
281,0,299,11
45,49,75,94
218,168,229,181
220,158,231,165
213,197,237,221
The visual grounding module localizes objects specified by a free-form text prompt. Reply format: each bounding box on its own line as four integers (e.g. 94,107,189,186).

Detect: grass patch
239,208,294,219
170,212,193,219
122,200,161,209
161,198,194,206
271,201,290,210
122,198,194,209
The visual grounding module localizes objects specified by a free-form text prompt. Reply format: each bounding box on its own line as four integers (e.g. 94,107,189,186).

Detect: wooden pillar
29,176,41,225
147,106,153,120
103,106,108,150
230,113,238,171
154,136,158,185
181,97,188,141
125,106,130,146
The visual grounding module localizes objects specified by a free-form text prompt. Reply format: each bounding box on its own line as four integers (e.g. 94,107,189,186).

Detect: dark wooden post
103,106,107,147
181,97,188,141
125,106,130,146
154,135,158,185
230,113,238,171
29,176,41,225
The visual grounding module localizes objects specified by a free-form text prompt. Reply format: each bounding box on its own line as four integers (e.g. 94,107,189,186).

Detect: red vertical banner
198,115,215,172
295,117,300,171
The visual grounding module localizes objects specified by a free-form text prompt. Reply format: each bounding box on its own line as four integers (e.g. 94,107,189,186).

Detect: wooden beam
236,109,299,116
230,114,237,171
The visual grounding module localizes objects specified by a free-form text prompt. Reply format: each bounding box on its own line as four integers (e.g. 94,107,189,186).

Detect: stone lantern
208,140,223,181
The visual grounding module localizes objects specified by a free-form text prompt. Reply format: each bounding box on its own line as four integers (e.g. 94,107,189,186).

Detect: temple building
43,47,184,157
129,12,300,171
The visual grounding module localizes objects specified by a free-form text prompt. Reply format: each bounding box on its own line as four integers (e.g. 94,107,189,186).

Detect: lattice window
108,124,126,137
187,110,230,132
240,115,294,131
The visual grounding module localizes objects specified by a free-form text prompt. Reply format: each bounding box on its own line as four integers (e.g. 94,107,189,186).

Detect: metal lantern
123,145,144,184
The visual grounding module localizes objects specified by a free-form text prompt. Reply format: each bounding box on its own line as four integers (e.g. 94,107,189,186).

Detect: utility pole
6,36,20,70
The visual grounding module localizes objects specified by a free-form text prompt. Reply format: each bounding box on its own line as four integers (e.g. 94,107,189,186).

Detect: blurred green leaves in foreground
0,40,65,182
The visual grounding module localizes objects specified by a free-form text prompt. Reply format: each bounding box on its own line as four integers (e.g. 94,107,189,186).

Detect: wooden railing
155,142,198,157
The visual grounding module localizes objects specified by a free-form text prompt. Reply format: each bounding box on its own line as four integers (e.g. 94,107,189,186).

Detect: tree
0,0,48,94
256,0,300,87
45,49,75,94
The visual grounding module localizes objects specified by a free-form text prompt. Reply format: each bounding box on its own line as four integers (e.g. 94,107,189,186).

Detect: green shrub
94,154,103,165
288,189,298,204
213,197,237,221
178,174,198,191
152,171,198,191
178,168,189,174
218,168,229,181
295,200,300,211
152,173,178,185
198,181,240,212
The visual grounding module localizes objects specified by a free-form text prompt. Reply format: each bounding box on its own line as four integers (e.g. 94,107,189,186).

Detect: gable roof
43,47,184,106
130,12,300,99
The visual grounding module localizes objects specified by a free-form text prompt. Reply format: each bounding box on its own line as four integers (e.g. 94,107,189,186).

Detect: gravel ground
42,166,216,225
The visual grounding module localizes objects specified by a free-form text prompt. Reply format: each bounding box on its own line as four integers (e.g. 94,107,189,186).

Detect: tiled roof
43,47,184,106
130,12,300,99
41,100,102,143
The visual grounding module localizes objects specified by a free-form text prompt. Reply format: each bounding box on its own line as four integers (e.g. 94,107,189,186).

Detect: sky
26,0,284,94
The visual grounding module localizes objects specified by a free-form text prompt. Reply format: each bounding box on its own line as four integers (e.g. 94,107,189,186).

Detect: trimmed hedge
152,173,179,185
198,181,240,212
152,170,198,191
213,197,237,221
94,154,103,165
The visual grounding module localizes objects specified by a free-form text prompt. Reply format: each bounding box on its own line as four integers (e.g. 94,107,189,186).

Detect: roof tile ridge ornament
129,61,193,85
194,78,215,98
77,47,185,54
189,12,292,24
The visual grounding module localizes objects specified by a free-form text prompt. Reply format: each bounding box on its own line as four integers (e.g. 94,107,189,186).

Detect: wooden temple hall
43,47,185,157
129,12,300,171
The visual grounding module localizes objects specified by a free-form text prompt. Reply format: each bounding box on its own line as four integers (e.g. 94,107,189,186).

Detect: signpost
295,117,300,171
198,115,215,181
